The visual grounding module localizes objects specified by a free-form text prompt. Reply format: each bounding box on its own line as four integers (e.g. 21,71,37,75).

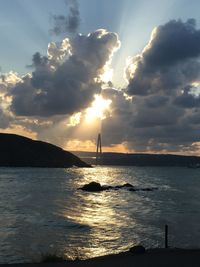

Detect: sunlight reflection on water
1,166,200,263
60,167,137,259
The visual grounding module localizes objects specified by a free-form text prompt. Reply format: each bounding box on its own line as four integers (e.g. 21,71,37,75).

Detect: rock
129,188,137,192
116,183,134,189
129,245,146,254
80,181,159,193
141,188,153,191
112,186,120,190
80,182,104,192
140,187,158,191
80,182,113,192
129,187,158,192
101,185,112,190
121,183,134,188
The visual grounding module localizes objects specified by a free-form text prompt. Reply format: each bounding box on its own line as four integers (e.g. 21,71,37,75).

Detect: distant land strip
72,151,200,167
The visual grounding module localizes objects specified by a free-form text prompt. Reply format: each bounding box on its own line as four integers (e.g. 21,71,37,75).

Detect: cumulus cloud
101,19,200,154
51,0,80,35
9,29,120,117
0,108,10,129
1,19,200,155
126,19,200,96
174,85,200,108
0,72,21,129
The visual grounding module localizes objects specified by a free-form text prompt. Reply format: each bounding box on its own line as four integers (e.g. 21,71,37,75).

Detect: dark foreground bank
1,249,200,267
0,133,90,167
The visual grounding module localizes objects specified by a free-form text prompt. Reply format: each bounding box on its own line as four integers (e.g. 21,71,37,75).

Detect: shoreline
1,248,200,267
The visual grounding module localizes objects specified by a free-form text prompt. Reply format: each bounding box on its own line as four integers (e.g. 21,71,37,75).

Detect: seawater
0,166,200,263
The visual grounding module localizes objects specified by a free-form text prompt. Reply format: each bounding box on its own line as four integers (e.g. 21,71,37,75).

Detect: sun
85,94,112,122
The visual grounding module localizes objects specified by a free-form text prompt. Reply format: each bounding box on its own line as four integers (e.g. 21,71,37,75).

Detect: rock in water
80,181,159,192
129,187,158,192
118,183,134,188
80,182,104,192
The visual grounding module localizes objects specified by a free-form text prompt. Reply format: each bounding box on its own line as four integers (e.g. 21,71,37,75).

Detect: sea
0,166,200,263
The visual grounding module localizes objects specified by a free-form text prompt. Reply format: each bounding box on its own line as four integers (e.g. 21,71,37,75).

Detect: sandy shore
1,248,200,267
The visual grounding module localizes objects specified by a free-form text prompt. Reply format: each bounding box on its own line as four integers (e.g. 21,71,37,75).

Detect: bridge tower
96,133,102,165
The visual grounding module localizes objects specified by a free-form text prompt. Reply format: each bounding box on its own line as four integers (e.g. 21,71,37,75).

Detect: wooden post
165,224,168,248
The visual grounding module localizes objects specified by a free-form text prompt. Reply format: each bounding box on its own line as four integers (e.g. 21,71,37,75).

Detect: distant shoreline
72,151,200,167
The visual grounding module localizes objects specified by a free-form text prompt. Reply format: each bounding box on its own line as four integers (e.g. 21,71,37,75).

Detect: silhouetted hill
71,151,200,167
0,133,90,168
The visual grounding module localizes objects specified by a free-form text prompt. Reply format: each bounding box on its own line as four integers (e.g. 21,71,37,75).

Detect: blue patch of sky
0,0,200,85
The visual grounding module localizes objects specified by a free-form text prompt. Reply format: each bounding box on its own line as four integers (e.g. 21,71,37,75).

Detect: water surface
0,166,200,263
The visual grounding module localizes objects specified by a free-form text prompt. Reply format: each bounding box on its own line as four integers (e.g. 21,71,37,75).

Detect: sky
0,0,200,155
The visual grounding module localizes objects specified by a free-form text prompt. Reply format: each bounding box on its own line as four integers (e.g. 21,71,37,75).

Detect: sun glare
100,67,113,83
68,112,81,126
85,95,112,122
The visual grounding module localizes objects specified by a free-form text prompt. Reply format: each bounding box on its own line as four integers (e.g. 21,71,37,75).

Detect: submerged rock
115,183,134,189
129,187,158,192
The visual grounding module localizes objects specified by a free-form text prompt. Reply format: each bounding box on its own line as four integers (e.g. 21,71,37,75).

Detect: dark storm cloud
0,73,19,129
185,109,200,125
101,19,200,153
101,88,133,146
127,19,200,96
0,108,10,129
2,18,200,154
143,19,200,68
51,0,80,35
9,30,120,117
32,52,48,67
145,95,169,108
174,86,200,108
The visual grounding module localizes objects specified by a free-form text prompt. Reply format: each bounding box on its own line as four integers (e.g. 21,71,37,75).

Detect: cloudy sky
0,0,200,155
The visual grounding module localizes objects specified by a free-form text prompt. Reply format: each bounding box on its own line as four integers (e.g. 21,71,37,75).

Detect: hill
0,133,90,168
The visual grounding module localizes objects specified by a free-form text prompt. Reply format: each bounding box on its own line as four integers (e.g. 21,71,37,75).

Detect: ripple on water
0,166,200,263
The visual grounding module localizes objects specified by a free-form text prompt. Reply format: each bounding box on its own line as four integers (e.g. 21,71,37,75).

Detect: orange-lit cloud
0,20,200,156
